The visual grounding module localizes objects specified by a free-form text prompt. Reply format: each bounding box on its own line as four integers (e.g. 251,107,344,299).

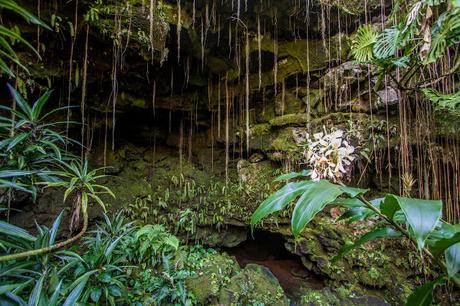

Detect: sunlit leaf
445,243,460,277
291,180,343,237
250,181,313,228
274,170,311,182
384,195,442,250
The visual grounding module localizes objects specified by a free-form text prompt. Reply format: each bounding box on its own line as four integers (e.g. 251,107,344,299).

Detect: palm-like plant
0,0,50,77
0,212,82,305
0,160,115,262
0,84,74,219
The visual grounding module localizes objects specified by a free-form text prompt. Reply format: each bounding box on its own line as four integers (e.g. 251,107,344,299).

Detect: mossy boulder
185,253,241,304
218,264,290,306
282,216,419,305
270,114,310,127
275,91,305,115
300,287,389,306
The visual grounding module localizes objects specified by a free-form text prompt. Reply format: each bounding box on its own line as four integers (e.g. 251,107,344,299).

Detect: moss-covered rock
218,264,290,306
270,113,310,126
275,91,305,115
185,253,241,304
300,287,389,306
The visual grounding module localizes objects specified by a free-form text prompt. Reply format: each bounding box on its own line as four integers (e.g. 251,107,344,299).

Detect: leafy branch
251,173,460,304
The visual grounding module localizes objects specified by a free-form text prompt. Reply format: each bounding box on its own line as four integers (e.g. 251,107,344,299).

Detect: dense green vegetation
0,0,459,305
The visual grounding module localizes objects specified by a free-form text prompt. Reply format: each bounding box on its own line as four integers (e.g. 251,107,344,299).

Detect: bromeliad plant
0,83,115,263
0,160,114,263
0,84,75,219
251,172,460,305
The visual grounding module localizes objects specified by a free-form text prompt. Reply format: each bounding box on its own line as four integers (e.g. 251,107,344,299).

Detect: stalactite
257,13,262,90
237,0,241,19
152,80,156,117
111,13,121,151
80,25,89,160
66,0,79,144
228,21,232,59
218,75,221,138
201,18,205,70
273,10,278,97
149,0,156,61
225,73,230,186
185,56,190,87
245,31,250,156
179,117,183,175
36,0,41,55
177,0,181,62
281,79,285,116
189,110,193,162
192,0,196,27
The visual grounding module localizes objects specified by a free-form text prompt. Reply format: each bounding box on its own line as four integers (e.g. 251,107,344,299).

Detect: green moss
185,253,240,304
320,0,382,15
249,123,271,136
269,114,309,127
219,264,289,306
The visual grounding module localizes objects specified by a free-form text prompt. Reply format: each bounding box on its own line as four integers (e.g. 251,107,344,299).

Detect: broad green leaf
385,195,442,249
333,227,401,262
251,181,312,227
0,221,35,241
339,186,369,197
291,180,343,237
380,194,401,220
337,207,376,223
405,278,445,306
274,170,311,182
445,243,460,277
429,223,460,257
333,197,366,208
374,27,402,59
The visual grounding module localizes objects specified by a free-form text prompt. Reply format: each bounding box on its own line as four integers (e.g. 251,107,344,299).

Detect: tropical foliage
0,0,50,77
0,85,73,218
0,213,213,305
251,172,460,305
351,0,460,113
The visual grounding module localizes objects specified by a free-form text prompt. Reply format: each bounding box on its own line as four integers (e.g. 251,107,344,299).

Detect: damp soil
224,230,325,299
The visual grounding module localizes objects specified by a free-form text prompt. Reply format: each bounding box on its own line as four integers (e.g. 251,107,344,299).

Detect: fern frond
351,25,378,62
374,27,402,59
422,88,460,113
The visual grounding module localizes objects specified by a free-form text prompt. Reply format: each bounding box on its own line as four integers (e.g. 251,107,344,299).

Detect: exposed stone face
185,254,289,306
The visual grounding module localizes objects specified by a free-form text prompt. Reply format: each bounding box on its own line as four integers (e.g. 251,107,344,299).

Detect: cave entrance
224,230,325,299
